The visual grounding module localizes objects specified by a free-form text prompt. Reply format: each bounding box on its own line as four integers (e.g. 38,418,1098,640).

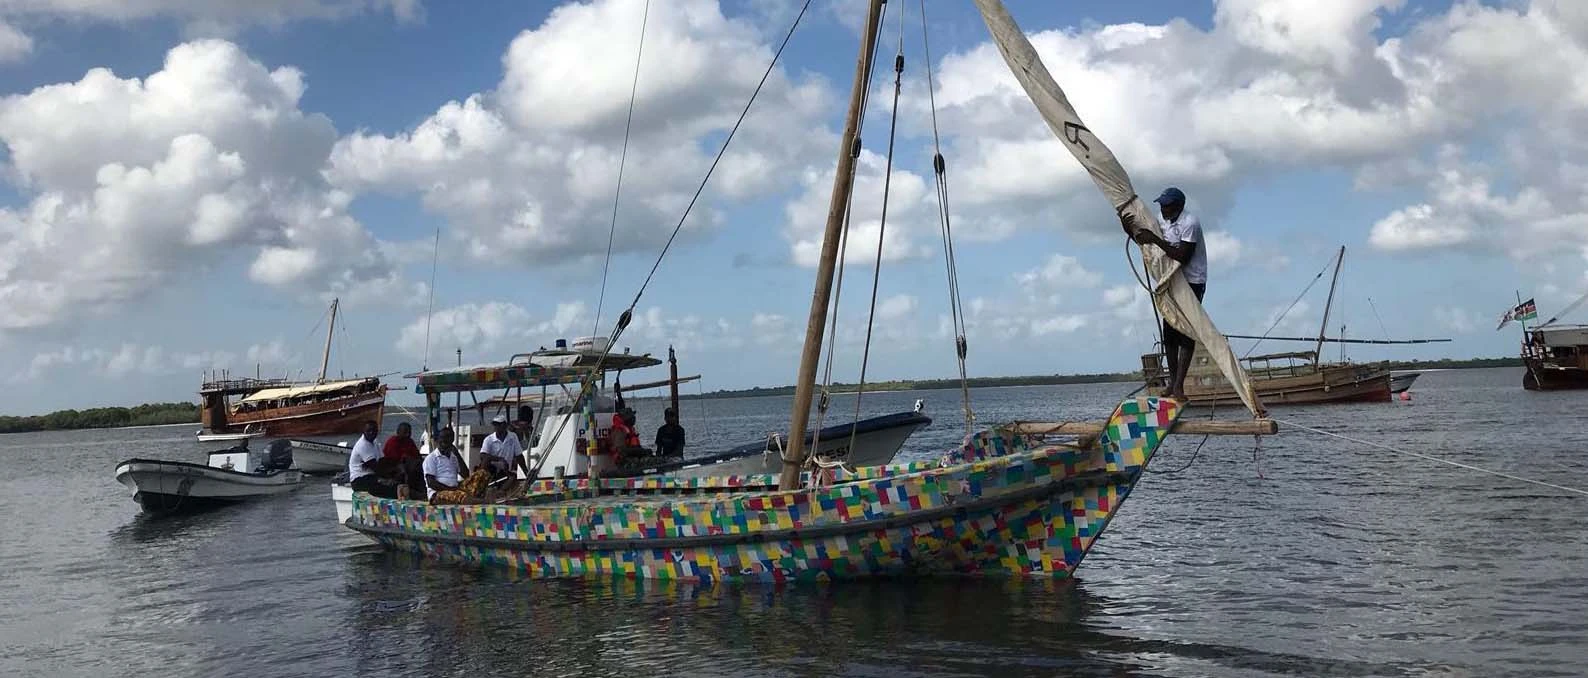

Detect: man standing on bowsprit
1120,186,1208,401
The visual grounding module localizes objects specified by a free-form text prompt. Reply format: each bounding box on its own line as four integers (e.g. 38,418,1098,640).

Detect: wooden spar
779,0,886,491
1224,335,1451,345
616,374,700,394
1005,419,1279,437
1314,246,1345,360
318,297,339,384
668,346,680,415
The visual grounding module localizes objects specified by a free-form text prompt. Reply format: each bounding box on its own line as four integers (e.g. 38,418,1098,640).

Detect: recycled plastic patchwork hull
344,397,1181,582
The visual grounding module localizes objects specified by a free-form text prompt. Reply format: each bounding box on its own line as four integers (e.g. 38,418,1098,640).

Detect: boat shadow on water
108,494,287,543
334,555,1443,677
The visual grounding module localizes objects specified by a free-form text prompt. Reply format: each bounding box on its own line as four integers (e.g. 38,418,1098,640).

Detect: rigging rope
621,0,811,314
1243,255,1335,358
593,0,650,338
421,228,440,370
1276,417,1588,498
526,0,814,482
845,0,909,456
918,0,975,434
1367,296,1391,341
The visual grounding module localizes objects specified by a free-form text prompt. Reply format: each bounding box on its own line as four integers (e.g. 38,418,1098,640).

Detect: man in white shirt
422,427,470,500
348,420,399,498
479,414,529,479
1121,187,1208,401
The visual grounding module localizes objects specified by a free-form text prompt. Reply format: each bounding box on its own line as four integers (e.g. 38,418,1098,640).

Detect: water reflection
334,559,1445,677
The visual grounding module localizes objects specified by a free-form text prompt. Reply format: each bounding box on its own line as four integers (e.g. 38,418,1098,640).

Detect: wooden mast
318,297,339,384
779,0,886,491
1313,247,1345,361
667,345,680,416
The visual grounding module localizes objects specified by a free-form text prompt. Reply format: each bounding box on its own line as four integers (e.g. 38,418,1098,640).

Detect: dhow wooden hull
1523,362,1588,391
342,398,1180,582
1180,364,1391,407
206,392,386,438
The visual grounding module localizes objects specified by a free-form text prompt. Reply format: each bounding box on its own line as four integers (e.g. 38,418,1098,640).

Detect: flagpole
1516,290,1528,335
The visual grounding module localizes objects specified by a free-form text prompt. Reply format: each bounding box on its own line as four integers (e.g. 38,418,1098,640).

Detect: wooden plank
1005,419,1279,436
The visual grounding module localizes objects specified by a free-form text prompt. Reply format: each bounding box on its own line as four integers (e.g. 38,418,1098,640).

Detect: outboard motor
262,439,294,472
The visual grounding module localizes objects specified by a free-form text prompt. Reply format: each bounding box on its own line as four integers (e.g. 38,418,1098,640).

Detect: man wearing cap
1121,186,1208,401
480,414,530,479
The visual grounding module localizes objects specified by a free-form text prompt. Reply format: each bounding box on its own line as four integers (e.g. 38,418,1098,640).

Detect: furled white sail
1539,287,1588,328
970,0,1265,416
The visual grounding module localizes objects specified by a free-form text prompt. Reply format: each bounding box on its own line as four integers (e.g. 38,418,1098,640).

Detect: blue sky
0,0,1581,414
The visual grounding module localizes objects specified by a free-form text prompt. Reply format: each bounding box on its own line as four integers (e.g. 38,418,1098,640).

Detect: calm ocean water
3,367,1586,677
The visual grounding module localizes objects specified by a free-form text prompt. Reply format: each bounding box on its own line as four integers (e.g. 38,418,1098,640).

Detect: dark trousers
1162,283,1207,350
351,473,399,499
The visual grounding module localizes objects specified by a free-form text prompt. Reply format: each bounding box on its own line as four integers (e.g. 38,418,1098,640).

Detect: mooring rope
1276,417,1588,498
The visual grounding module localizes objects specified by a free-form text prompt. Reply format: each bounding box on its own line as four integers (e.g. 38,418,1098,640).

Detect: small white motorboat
287,438,352,474
115,441,305,513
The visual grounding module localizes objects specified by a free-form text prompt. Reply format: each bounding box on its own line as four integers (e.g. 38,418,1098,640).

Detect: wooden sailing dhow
339,0,1276,581
197,298,387,439
1143,246,1450,405
1512,289,1588,390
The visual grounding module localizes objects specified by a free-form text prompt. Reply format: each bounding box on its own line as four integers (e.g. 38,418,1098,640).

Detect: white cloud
1016,254,1102,300
896,0,1588,272
786,150,935,267
750,312,792,346
1369,145,1583,259
1433,306,1478,334
1,1,420,36
876,294,917,321
15,340,270,381
0,20,32,63
396,301,592,363
1204,230,1244,269
0,40,399,331
332,0,833,266
1030,314,1088,336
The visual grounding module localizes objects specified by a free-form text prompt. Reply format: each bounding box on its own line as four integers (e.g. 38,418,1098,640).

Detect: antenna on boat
780,0,886,491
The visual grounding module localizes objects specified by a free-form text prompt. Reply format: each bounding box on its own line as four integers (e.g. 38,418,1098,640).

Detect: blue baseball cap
1153,187,1186,206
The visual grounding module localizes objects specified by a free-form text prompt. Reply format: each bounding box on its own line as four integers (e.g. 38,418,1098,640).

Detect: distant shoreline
1,357,1521,429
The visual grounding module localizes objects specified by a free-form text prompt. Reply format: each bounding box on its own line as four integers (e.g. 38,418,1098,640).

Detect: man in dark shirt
654,408,686,459
381,422,423,498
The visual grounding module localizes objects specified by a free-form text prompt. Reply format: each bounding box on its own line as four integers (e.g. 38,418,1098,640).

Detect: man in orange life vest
607,407,646,463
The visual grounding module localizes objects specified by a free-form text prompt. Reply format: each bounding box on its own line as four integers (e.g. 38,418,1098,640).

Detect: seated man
348,419,400,498
382,421,424,499
423,427,478,503
480,414,530,479
607,407,649,464
655,407,685,459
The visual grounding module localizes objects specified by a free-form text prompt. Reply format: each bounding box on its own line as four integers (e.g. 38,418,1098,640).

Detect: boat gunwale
113,458,303,483
602,410,933,478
